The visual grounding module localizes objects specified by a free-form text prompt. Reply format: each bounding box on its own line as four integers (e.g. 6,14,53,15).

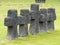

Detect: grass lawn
0,0,60,45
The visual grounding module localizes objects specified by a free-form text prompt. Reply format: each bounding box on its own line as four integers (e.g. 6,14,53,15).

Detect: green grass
0,0,60,45
0,31,60,45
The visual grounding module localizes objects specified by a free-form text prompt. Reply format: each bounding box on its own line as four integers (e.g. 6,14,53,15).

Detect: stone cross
39,8,48,32
29,4,39,35
17,13,28,37
47,8,56,31
4,9,18,39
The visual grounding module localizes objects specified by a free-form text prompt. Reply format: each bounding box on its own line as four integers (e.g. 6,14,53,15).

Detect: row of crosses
4,0,56,40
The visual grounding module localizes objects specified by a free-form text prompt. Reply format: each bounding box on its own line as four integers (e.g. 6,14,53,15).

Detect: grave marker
4,9,18,39
29,4,39,35
39,8,48,32
47,8,56,31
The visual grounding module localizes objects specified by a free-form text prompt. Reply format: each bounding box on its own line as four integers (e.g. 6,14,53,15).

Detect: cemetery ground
0,0,60,45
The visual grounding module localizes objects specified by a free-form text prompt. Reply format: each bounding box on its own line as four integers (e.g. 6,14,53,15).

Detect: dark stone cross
39,8,48,32
4,9,18,40
47,8,56,31
29,4,39,35
35,0,46,3
17,10,29,37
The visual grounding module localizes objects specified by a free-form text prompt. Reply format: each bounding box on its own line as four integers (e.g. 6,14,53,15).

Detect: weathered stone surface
17,15,28,37
39,9,48,32
39,9,48,22
47,21,54,31
20,9,31,23
29,11,39,19
7,26,18,40
17,16,27,24
29,4,39,35
4,17,15,26
4,9,18,40
31,4,39,11
30,4,39,19
47,8,56,31
8,9,17,18
19,24,28,37
39,22,47,32
47,8,56,21
29,19,39,35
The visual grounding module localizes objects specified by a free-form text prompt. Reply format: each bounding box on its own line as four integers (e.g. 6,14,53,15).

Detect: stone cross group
4,0,56,40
